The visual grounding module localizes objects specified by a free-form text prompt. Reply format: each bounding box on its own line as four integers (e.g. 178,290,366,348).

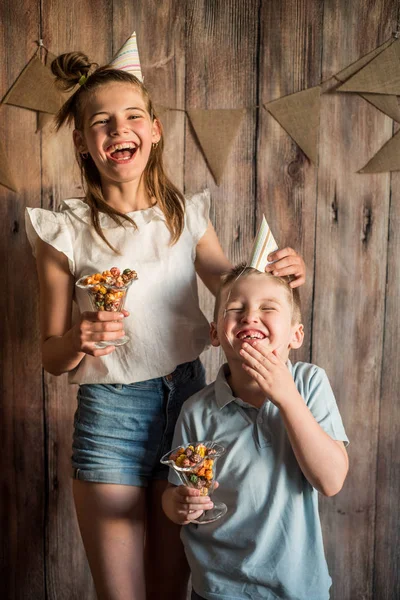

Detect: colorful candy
170,444,217,495
78,267,138,312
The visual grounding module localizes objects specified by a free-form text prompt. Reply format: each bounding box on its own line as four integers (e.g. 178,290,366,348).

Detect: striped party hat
110,32,143,82
248,216,278,272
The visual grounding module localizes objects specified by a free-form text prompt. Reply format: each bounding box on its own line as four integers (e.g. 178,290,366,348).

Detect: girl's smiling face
73,82,161,185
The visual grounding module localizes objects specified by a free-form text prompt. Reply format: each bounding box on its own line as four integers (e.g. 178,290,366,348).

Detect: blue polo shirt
169,361,349,600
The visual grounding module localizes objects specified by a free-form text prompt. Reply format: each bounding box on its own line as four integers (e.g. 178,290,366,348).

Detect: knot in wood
361,206,372,244
287,159,302,178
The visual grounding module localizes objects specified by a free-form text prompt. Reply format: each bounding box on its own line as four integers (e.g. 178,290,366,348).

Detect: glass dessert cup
76,276,134,348
161,441,227,524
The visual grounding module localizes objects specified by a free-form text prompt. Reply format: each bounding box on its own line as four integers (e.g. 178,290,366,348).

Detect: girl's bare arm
194,221,232,296
36,239,123,375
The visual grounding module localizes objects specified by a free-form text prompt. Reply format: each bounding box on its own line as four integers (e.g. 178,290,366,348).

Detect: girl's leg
73,480,147,600
145,478,190,600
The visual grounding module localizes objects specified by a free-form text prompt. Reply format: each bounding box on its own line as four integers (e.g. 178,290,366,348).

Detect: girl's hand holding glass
75,267,137,351
72,309,129,357
266,247,306,288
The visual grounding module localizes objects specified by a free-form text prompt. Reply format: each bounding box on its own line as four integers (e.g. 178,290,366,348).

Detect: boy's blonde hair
51,52,185,253
214,263,302,323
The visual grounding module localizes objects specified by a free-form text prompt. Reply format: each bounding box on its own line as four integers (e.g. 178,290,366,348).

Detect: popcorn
76,266,138,312
168,443,217,496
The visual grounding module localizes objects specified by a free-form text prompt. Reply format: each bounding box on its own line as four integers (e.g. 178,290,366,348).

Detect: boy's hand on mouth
239,341,299,408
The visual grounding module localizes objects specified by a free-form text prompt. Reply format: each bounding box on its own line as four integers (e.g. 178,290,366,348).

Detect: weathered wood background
1,0,399,598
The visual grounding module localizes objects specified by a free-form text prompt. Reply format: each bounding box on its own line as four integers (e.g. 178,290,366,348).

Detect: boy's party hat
248,216,278,272
110,32,143,82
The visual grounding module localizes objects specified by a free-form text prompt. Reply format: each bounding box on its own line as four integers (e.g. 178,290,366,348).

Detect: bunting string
1,33,400,192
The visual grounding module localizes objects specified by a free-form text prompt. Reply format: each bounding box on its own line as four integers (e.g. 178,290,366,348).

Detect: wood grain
112,0,187,193
1,1,400,598
373,168,400,599
257,0,323,365
315,2,398,598
39,2,112,598
184,0,259,381
0,1,46,598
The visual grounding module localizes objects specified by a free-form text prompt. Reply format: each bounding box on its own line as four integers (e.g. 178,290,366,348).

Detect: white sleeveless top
25,190,211,384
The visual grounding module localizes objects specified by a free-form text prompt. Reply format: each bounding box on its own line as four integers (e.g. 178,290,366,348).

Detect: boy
162,265,349,600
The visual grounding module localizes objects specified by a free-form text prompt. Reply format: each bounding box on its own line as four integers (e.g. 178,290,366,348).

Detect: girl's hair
51,52,185,252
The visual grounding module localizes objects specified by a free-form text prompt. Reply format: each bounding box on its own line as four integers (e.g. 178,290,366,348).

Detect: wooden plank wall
1,1,399,598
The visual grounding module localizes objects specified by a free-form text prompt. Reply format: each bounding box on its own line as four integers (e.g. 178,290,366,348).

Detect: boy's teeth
238,332,265,340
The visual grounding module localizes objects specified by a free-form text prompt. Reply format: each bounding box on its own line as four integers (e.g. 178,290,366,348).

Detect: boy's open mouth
236,329,267,340
107,142,138,162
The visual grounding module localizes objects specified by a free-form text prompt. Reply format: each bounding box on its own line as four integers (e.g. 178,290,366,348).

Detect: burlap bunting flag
359,129,400,173
337,39,400,95
36,51,60,131
265,86,321,163
2,54,63,114
187,109,246,185
332,39,400,122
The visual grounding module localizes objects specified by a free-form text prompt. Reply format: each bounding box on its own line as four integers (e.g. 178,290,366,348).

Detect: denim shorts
71,359,206,486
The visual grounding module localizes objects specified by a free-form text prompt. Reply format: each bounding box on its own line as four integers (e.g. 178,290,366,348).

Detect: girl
25,52,306,600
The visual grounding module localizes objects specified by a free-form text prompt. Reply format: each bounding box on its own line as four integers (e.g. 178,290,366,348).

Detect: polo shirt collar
215,359,294,410
214,364,238,409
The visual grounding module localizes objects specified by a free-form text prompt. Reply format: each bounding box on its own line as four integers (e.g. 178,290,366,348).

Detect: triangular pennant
337,40,400,95
248,215,278,272
359,129,400,173
359,94,400,123
36,112,56,132
0,139,18,192
2,55,63,114
265,86,320,163
37,51,60,131
187,109,245,185
110,31,143,82
321,39,393,93
323,40,400,121
335,39,393,83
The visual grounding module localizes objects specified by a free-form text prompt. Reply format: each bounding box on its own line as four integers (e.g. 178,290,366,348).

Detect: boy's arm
163,401,214,523
240,342,349,497
162,484,214,525
275,396,348,496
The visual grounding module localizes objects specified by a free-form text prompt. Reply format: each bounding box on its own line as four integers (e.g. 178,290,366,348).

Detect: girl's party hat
248,216,278,272
110,32,143,82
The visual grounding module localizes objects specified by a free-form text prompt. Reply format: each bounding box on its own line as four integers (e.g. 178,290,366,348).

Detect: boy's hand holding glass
161,442,226,524
163,484,216,525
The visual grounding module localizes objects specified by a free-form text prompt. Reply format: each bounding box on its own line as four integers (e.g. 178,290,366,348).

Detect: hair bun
51,52,96,91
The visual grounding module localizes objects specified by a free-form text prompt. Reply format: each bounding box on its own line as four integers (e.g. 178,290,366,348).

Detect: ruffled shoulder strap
25,206,75,275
